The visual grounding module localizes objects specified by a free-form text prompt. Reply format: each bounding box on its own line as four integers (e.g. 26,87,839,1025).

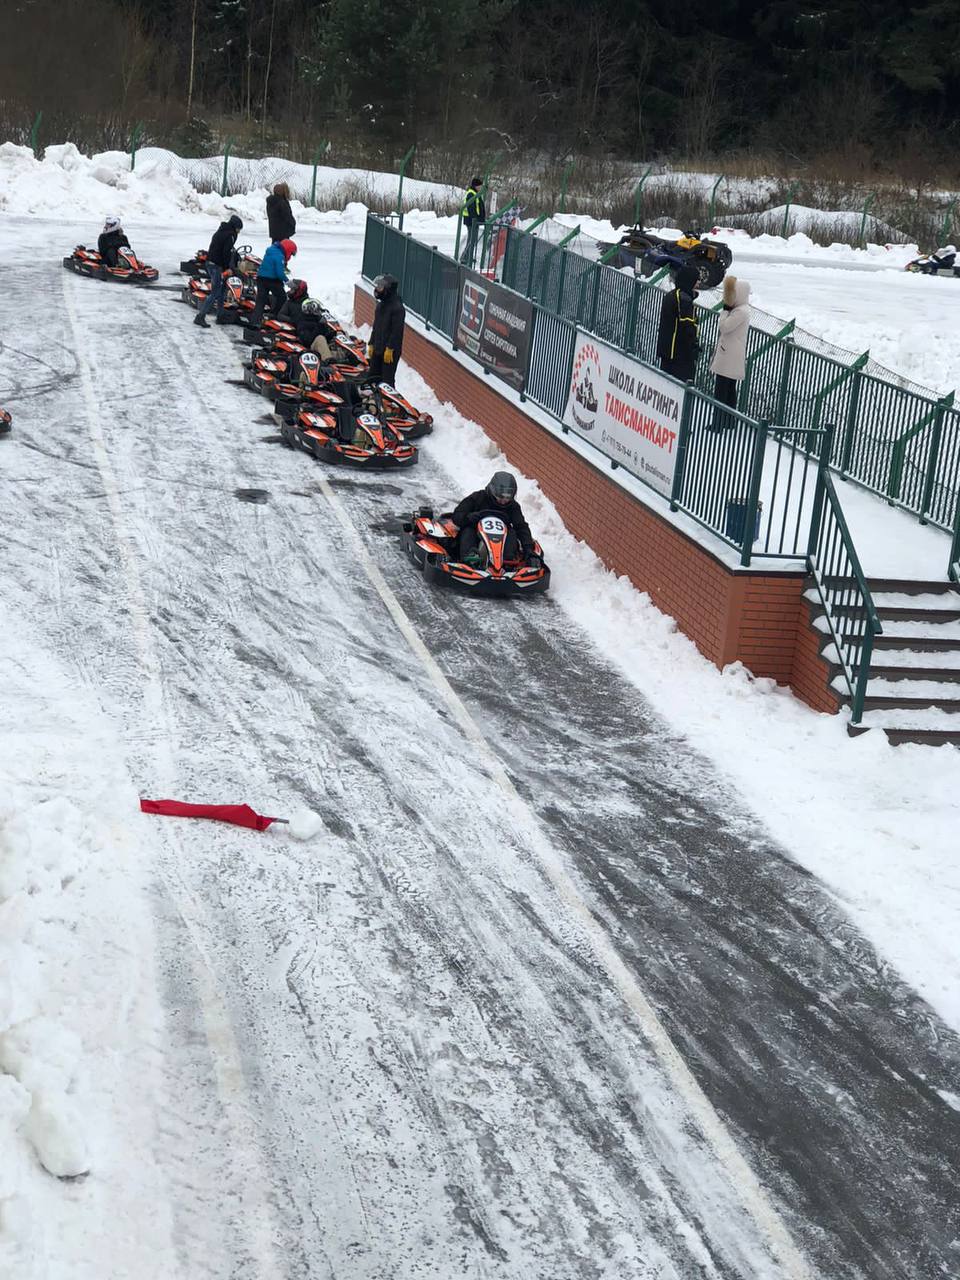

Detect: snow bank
0,617,174,1276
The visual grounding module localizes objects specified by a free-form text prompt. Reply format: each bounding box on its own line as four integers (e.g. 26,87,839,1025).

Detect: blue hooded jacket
258,242,287,280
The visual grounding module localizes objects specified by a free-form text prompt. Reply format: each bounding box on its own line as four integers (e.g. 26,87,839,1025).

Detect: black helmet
288,278,308,300
228,214,243,230
487,471,517,503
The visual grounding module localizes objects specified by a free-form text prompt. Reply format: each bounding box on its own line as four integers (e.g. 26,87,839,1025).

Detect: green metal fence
361,214,885,716
499,225,960,556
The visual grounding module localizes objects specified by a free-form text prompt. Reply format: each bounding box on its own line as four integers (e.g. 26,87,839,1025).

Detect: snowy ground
1,175,960,1277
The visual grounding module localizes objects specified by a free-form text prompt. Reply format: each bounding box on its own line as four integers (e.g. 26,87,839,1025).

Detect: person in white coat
710,275,750,428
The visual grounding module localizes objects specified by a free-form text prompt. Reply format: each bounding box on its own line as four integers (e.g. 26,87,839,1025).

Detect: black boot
194,314,210,328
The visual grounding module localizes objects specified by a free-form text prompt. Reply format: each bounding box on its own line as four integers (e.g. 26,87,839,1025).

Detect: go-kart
180,244,261,277
600,227,732,289
182,272,257,323
0,408,11,436
62,244,159,284
268,358,433,439
279,398,418,469
401,509,549,596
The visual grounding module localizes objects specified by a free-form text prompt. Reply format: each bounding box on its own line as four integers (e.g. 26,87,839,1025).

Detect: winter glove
384,348,395,364
367,343,374,359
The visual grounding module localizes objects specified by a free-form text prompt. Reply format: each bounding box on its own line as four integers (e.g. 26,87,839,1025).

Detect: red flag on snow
139,798,283,831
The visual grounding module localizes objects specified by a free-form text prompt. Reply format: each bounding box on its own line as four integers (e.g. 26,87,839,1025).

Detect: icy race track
2,218,960,1280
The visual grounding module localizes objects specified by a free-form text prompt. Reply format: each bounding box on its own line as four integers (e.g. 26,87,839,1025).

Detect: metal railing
950,496,960,584
362,214,882,717
498,223,960,574
806,468,883,723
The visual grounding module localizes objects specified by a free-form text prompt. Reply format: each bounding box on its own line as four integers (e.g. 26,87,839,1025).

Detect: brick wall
356,285,840,714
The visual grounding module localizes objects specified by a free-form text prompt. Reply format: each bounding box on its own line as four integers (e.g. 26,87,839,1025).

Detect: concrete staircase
810,578,960,747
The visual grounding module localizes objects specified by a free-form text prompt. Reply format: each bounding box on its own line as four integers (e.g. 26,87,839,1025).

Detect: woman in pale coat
710,275,750,428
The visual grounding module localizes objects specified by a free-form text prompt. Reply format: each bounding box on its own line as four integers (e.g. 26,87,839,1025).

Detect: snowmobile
63,244,159,284
600,228,732,289
401,509,549,597
0,408,11,436
279,396,418,469
182,272,256,322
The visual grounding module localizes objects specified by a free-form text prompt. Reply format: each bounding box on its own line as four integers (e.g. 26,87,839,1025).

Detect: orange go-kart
181,244,261,277
182,272,257,323
279,396,418,469
401,509,549,596
63,244,159,284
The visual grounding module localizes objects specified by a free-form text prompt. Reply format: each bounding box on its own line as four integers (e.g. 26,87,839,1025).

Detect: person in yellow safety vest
656,263,700,382
459,176,486,268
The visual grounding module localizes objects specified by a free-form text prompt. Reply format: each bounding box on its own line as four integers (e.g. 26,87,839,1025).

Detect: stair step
865,579,960,596
834,603,960,624
849,725,960,747
856,694,960,714
847,633,960,654
868,664,960,683
836,675,960,700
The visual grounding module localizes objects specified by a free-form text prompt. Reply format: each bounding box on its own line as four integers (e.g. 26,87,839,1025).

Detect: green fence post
309,142,327,208
29,111,42,156
780,182,799,239
481,152,502,206
129,121,144,171
857,193,875,249
708,174,724,227
396,144,416,228
940,200,957,246
220,138,233,197
558,160,575,215
918,393,955,523
634,165,654,229
423,249,437,331
838,355,870,473
949,493,960,582
740,420,769,566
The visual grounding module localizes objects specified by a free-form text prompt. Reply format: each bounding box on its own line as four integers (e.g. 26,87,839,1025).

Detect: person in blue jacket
248,237,297,326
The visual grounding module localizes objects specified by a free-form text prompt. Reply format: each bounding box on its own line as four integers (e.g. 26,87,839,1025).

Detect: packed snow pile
0,141,456,227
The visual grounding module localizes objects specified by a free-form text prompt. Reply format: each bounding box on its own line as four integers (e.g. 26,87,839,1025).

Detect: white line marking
318,472,815,1280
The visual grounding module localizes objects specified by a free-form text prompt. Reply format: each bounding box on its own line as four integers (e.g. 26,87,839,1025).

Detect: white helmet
945,244,957,255
103,216,122,233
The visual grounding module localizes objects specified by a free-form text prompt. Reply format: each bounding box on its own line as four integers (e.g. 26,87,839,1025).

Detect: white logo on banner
563,333,684,497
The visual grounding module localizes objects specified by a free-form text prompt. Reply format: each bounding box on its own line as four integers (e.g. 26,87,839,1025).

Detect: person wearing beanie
194,213,244,328
248,237,297,327
656,263,700,383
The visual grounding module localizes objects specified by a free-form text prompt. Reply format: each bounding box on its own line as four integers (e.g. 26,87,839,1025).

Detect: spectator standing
248,238,297,327
459,176,486,268
194,214,244,328
656,264,700,383
709,275,751,427
367,274,405,384
266,182,296,242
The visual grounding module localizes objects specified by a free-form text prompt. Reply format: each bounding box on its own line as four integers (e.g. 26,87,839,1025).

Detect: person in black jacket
97,217,130,267
656,263,700,382
296,298,339,357
460,176,486,267
266,182,296,242
194,214,244,328
451,472,537,567
368,274,405,384
278,279,308,326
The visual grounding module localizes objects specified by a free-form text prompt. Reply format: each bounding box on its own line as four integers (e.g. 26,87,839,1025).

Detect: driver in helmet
451,471,537,567
278,278,309,325
97,216,131,268
296,297,339,357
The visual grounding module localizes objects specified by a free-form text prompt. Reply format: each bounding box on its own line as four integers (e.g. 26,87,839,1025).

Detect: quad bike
279,394,418,469
599,227,732,289
905,252,959,278
182,272,257,323
63,244,159,284
401,509,549,596
0,408,11,436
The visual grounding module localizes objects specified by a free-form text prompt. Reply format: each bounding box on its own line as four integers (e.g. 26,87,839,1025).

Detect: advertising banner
455,269,533,392
563,334,684,497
